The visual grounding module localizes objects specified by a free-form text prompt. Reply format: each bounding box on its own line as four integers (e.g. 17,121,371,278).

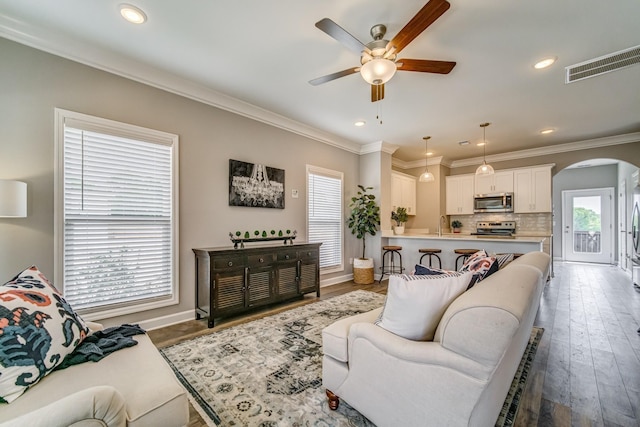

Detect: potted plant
451,220,462,233
391,207,409,235
347,185,380,284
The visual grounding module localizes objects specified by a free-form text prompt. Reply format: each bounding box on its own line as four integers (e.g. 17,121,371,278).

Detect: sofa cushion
459,251,499,288
0,266,89,403
375,272,473,341
322,307,383,362
0,333,188,426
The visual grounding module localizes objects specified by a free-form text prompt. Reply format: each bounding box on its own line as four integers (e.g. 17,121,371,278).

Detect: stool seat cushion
375,271,473,341
454,248,479,255
418,248,442,253
383,246,402,251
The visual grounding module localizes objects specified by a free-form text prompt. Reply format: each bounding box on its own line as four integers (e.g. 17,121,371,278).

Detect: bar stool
454,248,480,271
379,245,404,282
418,248,442,269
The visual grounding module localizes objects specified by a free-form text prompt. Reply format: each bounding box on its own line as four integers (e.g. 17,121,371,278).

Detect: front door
562,188,614,264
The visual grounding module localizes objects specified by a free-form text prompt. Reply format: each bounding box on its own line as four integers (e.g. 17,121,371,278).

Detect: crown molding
360,141,399,155
0,14,363,155
392,156,446,169
449,132,640,168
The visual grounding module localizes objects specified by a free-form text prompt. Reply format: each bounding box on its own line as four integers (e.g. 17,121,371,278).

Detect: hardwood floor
149,263,640,427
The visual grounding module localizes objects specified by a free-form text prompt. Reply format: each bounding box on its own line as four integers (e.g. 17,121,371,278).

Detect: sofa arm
347,322,491,380
0,386,126,427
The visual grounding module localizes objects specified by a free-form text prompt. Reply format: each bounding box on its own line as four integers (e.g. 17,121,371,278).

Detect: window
54,109,179,319
307,165,343,273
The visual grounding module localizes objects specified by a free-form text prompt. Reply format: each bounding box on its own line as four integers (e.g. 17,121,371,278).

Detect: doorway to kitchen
562,188,614,264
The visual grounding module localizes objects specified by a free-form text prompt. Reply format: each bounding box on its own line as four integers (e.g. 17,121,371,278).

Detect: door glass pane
573,196,601,254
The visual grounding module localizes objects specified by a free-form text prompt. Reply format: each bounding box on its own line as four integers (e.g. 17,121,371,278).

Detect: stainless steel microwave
473,193,514,213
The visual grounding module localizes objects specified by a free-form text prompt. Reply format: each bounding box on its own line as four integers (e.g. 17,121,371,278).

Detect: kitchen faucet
438,215,447,236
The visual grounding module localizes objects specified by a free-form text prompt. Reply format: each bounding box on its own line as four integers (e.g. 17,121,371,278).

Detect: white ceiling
1,0,639,165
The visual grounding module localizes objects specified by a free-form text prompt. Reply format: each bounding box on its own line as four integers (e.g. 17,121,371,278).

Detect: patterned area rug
160,290,543,426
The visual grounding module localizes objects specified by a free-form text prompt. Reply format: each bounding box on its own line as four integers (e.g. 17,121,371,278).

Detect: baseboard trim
320,274,353,287
139,310,194,331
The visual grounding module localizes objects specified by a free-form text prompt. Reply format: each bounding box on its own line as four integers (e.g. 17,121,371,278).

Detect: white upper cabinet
446,174,475,215
513,166,552,213
474,170,514,195
391,171,417,215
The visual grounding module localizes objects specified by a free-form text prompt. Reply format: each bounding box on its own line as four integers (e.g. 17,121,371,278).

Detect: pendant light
475,122,494,176
419,136,435,182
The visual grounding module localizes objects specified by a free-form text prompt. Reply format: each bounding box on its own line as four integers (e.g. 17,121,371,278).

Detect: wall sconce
0,180,27,217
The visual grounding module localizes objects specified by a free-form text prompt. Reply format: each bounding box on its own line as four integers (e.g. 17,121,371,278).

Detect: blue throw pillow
414,264,452,275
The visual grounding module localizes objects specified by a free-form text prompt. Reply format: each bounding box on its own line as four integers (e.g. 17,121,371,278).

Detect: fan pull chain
376,101,382,124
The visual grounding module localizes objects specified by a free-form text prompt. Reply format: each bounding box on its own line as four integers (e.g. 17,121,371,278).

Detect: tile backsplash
449,212,552,235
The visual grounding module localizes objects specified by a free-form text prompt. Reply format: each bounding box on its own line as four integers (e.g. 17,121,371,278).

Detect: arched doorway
553,158,638,270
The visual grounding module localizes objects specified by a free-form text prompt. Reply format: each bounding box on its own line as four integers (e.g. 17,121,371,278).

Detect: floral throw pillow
459,250,499,288
0,266,89,403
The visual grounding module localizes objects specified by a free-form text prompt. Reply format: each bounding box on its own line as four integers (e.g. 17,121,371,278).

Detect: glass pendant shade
360,58,397,85
419,136,434,182
476,122,494,176
475,162,495,176
419,171,435,182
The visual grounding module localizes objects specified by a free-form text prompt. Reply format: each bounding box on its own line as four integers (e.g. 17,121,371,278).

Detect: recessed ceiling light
120,4,147,24
354,121,366,127
540,128,555,134
426,152,433,156
477,142,486,146
534,56,557,69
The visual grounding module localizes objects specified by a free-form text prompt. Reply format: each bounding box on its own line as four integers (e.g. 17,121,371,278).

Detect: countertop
381,230,547,243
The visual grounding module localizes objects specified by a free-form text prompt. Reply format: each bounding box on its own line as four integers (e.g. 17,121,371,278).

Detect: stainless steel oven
473,193,514,213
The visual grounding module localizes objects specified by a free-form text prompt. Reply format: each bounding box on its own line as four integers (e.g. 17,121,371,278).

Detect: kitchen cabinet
513,166,552,213
391,171,417,215
446,174,475,215
193,243,321,327
474,170,514,195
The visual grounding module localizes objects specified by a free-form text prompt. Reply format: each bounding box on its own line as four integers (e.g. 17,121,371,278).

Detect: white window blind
307,166,343,271
57,110,177,315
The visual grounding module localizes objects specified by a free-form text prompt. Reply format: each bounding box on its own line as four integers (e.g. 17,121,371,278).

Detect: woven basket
353,266,374,285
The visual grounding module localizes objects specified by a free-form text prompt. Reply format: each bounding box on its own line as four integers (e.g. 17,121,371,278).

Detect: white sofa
0,324,189,427
322,251,550,427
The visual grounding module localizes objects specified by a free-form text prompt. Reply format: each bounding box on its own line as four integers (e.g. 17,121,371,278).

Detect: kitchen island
382,231,546,272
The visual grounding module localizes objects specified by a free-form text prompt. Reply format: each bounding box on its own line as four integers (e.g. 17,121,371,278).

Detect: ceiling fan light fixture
475,122,495,176
360,58,397,85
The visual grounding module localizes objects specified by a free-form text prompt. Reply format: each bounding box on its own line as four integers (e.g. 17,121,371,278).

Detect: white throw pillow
375,271,473,341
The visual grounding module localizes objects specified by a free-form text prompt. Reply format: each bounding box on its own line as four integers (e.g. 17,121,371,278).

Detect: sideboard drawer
248,253,275,266
213,255,245,270
277,250,298,262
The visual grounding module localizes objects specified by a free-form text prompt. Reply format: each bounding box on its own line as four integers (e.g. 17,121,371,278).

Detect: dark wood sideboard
193,243,321,328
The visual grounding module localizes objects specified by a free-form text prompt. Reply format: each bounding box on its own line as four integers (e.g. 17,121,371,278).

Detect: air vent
565,45,640,83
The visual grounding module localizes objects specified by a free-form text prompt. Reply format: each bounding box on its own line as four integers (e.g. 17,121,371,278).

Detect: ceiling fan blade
371,84,385,102
387,0,451,54
315,18,367,55
309,67,360,86
397,58,456,74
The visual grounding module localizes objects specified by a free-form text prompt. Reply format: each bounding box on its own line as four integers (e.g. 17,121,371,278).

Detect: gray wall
0,38,361,327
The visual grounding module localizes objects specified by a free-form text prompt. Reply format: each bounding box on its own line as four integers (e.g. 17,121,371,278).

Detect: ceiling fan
309,0,456,102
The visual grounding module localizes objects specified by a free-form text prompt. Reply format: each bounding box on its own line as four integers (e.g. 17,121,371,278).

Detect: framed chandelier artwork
229,159,285,209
